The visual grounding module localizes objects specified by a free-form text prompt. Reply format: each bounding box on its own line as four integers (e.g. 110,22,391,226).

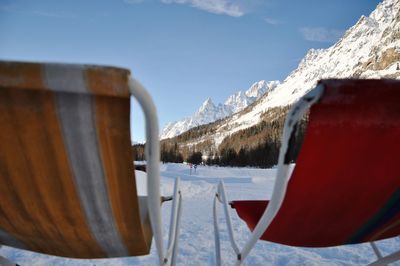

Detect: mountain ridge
161,0,400,153
160,80,280,139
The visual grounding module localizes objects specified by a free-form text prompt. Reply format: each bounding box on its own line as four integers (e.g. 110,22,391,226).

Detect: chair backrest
236,79,400,247
0,61,151,258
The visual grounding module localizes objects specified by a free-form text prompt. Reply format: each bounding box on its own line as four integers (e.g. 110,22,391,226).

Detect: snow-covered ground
1,163,399,265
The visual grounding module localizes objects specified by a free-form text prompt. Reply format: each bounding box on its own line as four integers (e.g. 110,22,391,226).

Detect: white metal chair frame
129,78,183,266
213,84,400,266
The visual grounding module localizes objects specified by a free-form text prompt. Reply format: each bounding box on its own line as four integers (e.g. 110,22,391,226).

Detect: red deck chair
213,79,400,265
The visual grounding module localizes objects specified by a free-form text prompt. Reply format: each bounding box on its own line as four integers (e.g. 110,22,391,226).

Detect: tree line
132,107,308,168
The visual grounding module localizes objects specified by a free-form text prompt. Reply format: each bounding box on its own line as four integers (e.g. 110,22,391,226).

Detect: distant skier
194,164,198,174
189,163,193,175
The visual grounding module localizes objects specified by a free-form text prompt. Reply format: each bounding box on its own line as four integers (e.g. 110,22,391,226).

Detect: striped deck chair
0,61,182,265
213,79,400,265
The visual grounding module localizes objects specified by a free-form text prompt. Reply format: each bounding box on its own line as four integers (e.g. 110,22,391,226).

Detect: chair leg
163,177,182,266
213,181,242,266
370,242,383,260
218,182,240,256
170,191,182,266
213,193,222,266
368,249,400,266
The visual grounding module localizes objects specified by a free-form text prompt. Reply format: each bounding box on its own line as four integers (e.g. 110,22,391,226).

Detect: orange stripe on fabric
0,89,73,255
0,88,106,258
94,95,151,255
86,67,130,98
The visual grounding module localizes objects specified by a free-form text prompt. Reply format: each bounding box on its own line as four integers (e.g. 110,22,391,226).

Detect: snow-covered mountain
256,0,399,109
161,80,280,139
165,0,399,147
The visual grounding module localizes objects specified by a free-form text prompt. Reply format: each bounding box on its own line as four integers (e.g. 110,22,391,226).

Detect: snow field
1,163,399,265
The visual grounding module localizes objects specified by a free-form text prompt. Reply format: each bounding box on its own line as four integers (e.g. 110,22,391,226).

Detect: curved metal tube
235,85,324,265
128,77,163,265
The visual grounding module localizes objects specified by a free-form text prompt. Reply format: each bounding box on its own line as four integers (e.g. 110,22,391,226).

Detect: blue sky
0,0,381,142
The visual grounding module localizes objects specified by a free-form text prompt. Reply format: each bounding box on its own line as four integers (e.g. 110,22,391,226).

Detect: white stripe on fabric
43,64,88,94
53,92,128,257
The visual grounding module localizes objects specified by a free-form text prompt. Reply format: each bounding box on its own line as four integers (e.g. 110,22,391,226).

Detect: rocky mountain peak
160,80,280,139
198,97,216,114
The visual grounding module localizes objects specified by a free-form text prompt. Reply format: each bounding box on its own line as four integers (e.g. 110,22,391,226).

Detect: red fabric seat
232,79,400,247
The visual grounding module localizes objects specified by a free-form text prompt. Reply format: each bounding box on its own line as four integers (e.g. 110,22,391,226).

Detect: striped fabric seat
0,61,152,258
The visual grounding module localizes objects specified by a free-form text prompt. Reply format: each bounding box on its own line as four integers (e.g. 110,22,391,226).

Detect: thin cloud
300,27,344,43
264,17,279,25
161,0,246,17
